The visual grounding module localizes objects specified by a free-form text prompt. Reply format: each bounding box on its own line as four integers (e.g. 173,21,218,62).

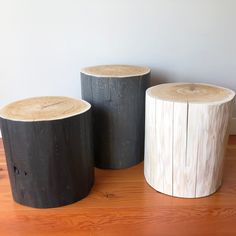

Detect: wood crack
41,101,65,109
185,102,189,167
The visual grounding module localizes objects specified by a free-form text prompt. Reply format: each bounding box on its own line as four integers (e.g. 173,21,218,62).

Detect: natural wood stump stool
81,65,150,169
0,96,94,208
144,83,235,198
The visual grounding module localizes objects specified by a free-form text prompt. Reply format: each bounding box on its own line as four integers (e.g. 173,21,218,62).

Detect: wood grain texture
0,96,91,121
80,64,150,77
81,65,150,169
0,137,236,235
148,83,234,103
0,97,94,208
145,83,235,198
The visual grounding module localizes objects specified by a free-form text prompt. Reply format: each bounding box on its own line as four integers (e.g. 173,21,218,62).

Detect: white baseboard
0,118,235,138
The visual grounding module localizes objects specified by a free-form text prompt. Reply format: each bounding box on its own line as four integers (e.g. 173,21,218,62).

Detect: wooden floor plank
0,137,236,235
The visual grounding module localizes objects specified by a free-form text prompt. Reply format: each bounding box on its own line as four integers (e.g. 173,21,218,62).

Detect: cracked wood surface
81,65,150,169
0,96,90,121
144,83,235,198
0,97,94,208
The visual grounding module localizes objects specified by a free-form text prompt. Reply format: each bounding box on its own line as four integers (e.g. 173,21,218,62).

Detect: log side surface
0,96,94,208
81,65,150,169
145,83,235,198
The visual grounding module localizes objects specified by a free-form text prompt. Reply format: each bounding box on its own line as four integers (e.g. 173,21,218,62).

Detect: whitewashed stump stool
81,65,150,169
144,83,235,198
0,96,94,208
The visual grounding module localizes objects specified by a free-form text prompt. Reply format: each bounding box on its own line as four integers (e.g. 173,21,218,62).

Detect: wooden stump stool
81,65,150,169
144,83,235,198
0,96,94,208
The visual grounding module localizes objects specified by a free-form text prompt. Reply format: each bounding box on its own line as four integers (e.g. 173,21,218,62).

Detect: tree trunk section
81,65,150,169
0,96,94,208
144,83,235,198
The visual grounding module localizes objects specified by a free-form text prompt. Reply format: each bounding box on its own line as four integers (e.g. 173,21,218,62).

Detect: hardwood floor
0,137,236,236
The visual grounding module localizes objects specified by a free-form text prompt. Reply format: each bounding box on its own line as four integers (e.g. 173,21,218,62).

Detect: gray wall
0,0,235,116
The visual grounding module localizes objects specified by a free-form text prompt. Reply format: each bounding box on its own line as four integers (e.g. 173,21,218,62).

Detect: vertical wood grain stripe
173,102,188,197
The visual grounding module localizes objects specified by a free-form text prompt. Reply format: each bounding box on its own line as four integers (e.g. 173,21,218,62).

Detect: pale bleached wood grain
145,83,235,198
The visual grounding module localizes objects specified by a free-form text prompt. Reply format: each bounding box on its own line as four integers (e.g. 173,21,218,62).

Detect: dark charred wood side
81,73,150,169
0,110,94,208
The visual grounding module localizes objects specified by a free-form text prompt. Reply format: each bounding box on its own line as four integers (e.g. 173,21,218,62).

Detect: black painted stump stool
0,96,94,208
81,65,150,169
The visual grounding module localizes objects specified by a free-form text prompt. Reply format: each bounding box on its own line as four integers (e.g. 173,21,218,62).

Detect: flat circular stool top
81,64,150,78
147,83,235,104
0,96,91,122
